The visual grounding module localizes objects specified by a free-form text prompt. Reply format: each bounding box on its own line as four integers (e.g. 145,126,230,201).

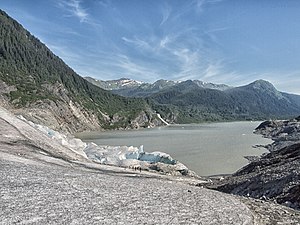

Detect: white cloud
160,4,172,26
121,33,204,81
57,0,102,28
192,0,224,14
195,0,205,13
203,63,221,78
159,36,171,48
59,0,88,22
122,35,173,55
70,0,88,22
122,37,151,50
75,51,162,82
114,54,160,80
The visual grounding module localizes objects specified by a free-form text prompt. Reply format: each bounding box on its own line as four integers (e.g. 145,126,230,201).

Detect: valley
1,6,300,224
85,77,300,123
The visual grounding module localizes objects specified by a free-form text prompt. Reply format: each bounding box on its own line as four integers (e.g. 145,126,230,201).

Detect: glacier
17,115,197,177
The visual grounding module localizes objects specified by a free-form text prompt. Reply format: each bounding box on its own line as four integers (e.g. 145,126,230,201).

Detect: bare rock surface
0,107,88,162
207,118,300,210
239,197,300,224
0,154,254,225
254,119,300,152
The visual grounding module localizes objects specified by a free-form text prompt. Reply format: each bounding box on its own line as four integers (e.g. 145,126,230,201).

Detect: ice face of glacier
17,115,196,176
122,145,176,165
126,151,176,165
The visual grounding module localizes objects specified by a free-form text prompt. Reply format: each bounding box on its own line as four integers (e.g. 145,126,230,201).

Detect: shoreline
76,121,272,176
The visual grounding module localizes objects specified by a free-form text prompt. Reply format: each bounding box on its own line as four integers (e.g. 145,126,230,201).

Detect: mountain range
84,77,231,97
86,77,300,123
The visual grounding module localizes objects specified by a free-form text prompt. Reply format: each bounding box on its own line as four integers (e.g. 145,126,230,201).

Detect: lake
76,121,272,176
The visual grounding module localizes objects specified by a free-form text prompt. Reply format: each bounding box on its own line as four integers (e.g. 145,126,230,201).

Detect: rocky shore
207,117,300,210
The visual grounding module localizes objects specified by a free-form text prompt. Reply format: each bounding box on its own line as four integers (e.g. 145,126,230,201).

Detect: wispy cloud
121,31,205,81
122,37,152,51
193,0,225,14
69,49,163,82
57,0,102,28
206,0,225,3
202,66,241,84
114,0,233,83
195,0,205,13
122,35,171,57
160,4,172,26
116,54,159,79
203,62,222,79
171,49,202,78
5,0,299,95
58,0,88,22
159,36,170,48
70,0,88,22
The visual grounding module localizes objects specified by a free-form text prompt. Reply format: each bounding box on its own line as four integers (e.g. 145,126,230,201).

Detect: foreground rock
207,117,300,210
0,155,250,224
254,117,300,152
2,154,300,225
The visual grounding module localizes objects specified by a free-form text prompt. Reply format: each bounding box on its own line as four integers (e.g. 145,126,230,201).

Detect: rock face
254,118,300,152
0,81,103,134
207,117,300,210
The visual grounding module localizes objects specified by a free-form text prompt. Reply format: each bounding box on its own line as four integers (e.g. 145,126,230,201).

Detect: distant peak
245,79,285,99
252,79,272,85
248,79,275,89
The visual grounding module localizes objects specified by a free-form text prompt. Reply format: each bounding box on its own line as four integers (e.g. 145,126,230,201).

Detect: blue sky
1,0,300,94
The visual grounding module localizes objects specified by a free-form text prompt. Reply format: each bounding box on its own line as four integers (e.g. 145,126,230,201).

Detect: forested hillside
148,80,300,123
0,10,160,132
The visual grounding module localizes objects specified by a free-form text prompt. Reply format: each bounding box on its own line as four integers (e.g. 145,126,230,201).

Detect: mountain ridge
84,77,232,97
86,76,300,123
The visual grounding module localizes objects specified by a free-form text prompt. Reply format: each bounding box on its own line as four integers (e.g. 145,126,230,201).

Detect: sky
1,0,300,94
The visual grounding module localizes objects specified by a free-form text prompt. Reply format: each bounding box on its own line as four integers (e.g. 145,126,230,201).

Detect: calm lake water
76,122,272,176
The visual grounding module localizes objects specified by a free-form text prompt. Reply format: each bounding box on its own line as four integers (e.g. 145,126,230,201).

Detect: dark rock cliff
207,117,300,210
